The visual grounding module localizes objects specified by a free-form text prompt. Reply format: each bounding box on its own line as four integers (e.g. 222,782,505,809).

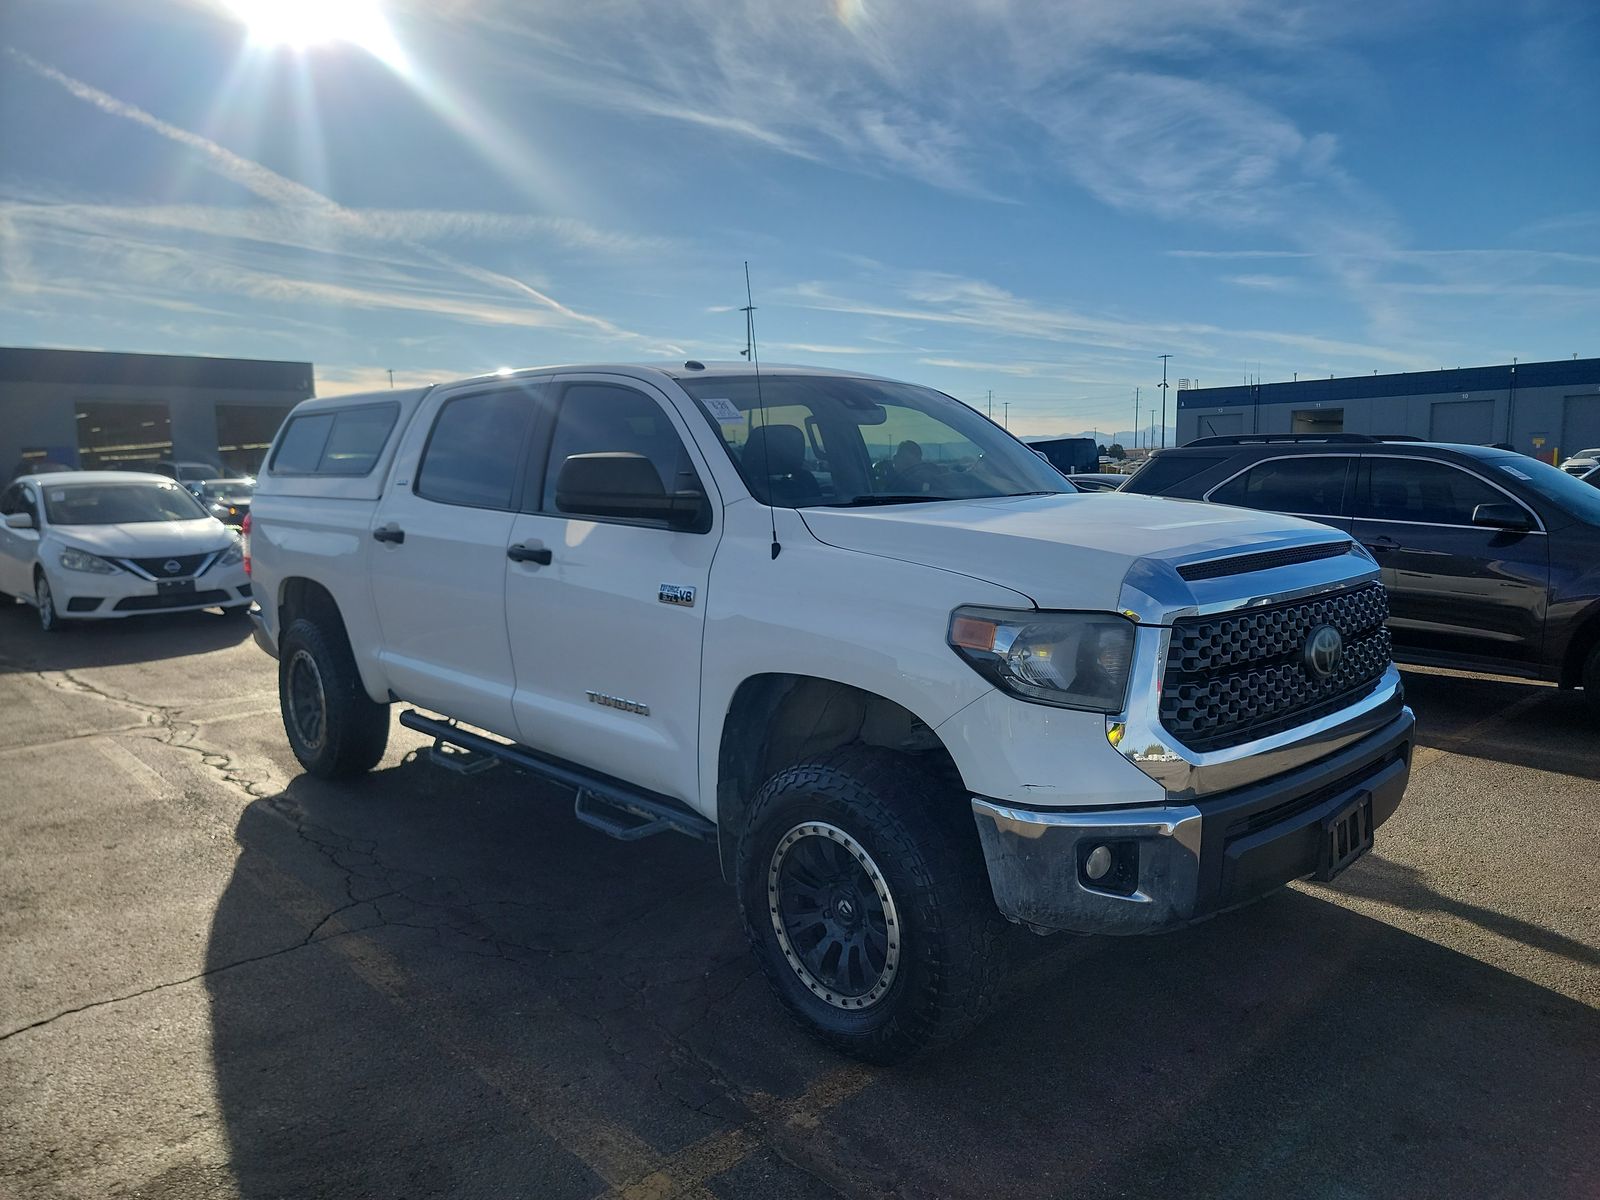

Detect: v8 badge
659,584,696,607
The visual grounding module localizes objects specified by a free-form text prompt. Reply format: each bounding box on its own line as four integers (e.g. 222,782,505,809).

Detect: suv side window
539,384,705,525
1357,458,1506,526
1122,452,1233,495
416,390,536,510
1209,456,1351,516
0,484,18,515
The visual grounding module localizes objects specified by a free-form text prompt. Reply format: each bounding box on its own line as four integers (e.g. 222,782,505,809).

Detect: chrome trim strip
972,798,1203,858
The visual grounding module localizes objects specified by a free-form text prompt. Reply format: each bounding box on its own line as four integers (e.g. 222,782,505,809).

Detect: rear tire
735,746,1006,1064
278,616,389,779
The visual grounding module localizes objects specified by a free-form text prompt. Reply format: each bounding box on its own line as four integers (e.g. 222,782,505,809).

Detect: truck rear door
367,380,542,736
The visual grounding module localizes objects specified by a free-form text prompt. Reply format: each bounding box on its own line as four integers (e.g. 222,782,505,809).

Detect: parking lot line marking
1411,690,1550,772
606,1064,875,1200
86,735,169,798
0,723,153,758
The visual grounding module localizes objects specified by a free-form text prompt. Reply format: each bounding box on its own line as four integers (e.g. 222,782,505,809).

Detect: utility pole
1003,401,1010,430
1158,354,1172,448
1134,387,1140,451
387,368,394,389
987,389,993,420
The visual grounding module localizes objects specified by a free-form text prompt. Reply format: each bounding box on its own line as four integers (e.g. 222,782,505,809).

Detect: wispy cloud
5,50,680,351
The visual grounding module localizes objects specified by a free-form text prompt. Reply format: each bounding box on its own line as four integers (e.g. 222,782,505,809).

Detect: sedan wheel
35,572,63,633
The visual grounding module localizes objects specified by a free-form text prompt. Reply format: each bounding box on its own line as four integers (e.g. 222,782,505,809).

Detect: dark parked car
1122,434,1600,709
1063,472,1128,492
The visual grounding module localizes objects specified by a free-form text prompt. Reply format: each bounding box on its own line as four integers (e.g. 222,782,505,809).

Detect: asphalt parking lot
1,604,1596,1200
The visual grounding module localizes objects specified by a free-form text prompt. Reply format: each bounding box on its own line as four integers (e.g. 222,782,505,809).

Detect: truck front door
503,375,720,807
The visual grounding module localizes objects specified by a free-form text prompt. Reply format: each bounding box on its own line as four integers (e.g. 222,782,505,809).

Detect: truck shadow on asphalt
200,760,1600,1200
0,600,251,674
1400,666,1600,780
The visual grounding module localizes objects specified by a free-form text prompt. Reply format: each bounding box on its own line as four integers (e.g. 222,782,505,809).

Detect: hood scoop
1176,540,1352,582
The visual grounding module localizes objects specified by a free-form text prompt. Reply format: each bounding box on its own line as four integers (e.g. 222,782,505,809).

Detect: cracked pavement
1,603,1597,1199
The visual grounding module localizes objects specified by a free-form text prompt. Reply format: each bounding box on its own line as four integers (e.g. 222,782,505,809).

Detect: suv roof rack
1184,433,1381,446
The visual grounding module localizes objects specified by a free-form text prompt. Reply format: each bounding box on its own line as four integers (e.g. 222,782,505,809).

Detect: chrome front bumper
971,706,1414,935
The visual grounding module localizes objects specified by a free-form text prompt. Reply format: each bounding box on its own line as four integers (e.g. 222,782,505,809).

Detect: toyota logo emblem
1303,624,1344,679
163,559,183,575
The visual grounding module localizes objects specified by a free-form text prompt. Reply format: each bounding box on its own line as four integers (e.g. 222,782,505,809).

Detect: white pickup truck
247,363,1414,1061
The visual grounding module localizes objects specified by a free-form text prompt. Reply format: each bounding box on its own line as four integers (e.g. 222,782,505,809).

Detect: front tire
278,616,390,779
34,570,65,633
736,746,1006,1064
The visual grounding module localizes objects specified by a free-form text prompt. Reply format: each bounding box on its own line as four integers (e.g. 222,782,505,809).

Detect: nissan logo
1303,624,1344,680
163,559,183,575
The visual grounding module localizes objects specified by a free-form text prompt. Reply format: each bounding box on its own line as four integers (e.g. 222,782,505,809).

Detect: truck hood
51,518,234,557
799,493,1351,611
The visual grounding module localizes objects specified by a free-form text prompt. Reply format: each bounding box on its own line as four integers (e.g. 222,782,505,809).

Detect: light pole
1133,387,1140,451
1158,355,1171,448
1003,401,1010,430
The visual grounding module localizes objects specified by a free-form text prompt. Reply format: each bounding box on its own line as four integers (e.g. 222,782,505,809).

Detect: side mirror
1471,502,1533,531
3,511,34,530
554,453,711,532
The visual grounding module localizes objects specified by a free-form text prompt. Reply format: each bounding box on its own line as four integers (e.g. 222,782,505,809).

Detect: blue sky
2,0,1597,439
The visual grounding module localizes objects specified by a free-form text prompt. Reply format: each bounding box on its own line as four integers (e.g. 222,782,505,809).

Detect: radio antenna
744,261,780,559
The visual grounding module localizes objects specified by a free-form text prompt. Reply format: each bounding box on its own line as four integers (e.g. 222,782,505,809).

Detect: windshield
43,481,211,525
1487,455,1600,526
197,480,254,501
678,375,1067,507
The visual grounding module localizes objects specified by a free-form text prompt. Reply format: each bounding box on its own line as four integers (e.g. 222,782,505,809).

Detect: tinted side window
1121,453,1232,495
271,414,334,473
0,484,18,515
416,391,534,510
541,384,702,518
1210,457,1350,516
319,405,399,475
1357,458,1504,525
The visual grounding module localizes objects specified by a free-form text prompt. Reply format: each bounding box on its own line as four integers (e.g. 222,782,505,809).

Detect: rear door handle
507,543,552,565
373,524,405,544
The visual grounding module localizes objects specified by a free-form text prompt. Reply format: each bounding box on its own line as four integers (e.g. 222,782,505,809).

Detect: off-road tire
736,745,1007,1064
278,616,389,779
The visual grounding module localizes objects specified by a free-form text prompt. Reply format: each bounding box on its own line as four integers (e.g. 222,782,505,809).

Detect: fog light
1084,845,1113,881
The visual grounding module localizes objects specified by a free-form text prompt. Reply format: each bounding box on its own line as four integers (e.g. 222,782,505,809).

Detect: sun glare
222,0,405,66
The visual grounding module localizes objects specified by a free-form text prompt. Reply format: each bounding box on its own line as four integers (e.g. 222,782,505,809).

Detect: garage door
1429,399,1494,444
1562,395,1600,461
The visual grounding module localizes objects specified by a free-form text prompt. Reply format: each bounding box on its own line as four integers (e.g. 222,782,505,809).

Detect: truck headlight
59,546,119,575
948,607,1136,712
217,540,243,566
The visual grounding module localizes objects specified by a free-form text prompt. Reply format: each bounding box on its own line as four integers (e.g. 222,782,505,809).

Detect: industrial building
1176,356,1600,464
2,347,314,480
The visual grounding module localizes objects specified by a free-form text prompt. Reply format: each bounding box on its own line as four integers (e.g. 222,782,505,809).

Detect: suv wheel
35,570,65,633
736,746,1006,1064
1583,642,1600,718
278,616,390,779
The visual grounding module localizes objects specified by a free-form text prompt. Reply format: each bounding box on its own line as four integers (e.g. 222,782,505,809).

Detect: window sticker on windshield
701,397,743,423
1498,464,1532,480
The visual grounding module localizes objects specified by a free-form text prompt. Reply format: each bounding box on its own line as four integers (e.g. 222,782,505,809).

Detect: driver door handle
507,543,552,565
372,524,405,544
1363,535,1400,553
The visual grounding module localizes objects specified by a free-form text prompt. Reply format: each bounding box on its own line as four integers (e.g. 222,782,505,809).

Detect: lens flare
221,0,406,68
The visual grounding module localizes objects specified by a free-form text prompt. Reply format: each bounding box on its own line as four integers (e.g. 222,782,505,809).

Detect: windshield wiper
822,494,959,507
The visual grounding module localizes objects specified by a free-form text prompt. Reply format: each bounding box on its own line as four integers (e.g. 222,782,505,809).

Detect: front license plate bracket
1318,795,1374,881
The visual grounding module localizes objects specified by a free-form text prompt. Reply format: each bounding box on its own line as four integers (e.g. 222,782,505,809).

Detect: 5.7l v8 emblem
658,584,696,607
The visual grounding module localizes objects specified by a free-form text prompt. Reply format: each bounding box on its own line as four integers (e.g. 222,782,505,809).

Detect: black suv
1123,434,1600,709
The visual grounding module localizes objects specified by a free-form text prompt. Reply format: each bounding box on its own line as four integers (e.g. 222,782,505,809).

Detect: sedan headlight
59,546,119,575
216,540,244,566
948,607,1136,712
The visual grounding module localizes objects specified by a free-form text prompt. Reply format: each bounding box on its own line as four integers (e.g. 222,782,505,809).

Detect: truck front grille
1160,582,1391,752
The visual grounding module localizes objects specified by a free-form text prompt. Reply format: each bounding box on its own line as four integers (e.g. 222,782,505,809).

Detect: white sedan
0,471,252,632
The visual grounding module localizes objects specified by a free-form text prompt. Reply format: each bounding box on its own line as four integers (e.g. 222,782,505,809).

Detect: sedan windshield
43,481,210,525
679,375,1067,507
196,480,254,502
